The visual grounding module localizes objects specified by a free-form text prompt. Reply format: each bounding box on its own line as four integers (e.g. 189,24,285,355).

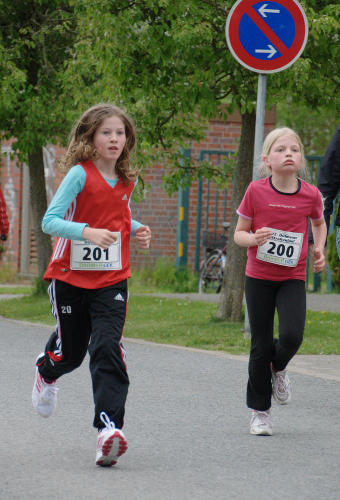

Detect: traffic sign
226,0,308,73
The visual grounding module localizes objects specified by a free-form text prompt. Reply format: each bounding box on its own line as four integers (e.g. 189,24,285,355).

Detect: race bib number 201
256,228,303,267
70,232,122,270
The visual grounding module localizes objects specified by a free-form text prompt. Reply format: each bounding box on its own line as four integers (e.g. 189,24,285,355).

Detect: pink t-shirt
237,177,324,281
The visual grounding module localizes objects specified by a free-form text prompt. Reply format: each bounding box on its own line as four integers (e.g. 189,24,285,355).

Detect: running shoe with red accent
32,353,59,418
95,412,128,467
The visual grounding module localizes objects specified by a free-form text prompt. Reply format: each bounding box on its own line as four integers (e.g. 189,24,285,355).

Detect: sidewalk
138,292,339,313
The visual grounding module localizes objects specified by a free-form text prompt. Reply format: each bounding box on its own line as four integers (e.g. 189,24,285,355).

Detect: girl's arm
310,218,327,273
130,179,151,248
131,219,143,235
42,165,87,240
234,216,272,248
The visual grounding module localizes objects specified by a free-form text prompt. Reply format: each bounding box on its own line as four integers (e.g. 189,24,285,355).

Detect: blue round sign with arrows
226,0,308,73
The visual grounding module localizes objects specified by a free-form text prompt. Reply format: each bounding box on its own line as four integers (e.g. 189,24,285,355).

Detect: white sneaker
95,412,128,467
32,354,58,418
271,367,291,405
250,410,273,436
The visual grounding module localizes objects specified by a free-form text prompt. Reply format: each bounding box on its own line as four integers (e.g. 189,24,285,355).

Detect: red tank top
44,161,134,289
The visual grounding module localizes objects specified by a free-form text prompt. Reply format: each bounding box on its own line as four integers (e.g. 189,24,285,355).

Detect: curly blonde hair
59,103,139,184
257,127,307,179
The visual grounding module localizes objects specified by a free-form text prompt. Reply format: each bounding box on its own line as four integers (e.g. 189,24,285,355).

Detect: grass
0,289,339,355
0,286,33,295
125,295,249,354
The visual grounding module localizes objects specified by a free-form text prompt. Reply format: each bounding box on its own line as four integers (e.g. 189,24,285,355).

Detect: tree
276,101,339,156
0,1,76,278
64,0,339,320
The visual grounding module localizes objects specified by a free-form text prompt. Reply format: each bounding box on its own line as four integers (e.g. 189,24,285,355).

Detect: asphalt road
1,317,339,500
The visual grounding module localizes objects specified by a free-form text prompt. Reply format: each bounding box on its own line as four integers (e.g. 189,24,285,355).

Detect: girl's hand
135,225,151,249
253,227,273,246
313,247,326,273
82,227,117,249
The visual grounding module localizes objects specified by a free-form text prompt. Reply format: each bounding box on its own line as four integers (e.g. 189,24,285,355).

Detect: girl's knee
250,343,273,362
89,336,122,359
280,330,303,352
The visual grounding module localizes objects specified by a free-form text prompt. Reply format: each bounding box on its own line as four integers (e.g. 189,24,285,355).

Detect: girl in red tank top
32,104,151,467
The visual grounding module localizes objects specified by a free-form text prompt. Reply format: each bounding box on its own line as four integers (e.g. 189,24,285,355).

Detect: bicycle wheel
198,251,224,293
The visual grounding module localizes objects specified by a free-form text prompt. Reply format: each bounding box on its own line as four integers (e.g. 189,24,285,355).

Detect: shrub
32,277,49,296
132,258,198,292
327,230,340,291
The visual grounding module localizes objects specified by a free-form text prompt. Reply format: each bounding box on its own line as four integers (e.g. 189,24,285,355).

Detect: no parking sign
226,0,308,73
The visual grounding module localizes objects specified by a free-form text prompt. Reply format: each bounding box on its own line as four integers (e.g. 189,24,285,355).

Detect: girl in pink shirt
234,127,326,436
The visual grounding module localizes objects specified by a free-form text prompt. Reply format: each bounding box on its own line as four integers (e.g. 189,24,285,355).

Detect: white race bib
70,232,122,271
256,228,303,267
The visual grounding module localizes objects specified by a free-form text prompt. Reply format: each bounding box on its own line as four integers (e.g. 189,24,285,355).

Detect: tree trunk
217,110,256,321
28,147,52,278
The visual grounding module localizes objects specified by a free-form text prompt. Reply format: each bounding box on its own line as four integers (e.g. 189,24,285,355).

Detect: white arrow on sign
258,3,280,17
255,44,277,58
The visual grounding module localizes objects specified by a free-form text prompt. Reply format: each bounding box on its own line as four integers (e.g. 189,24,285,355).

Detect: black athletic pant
37,279,129,429
245,277,306,411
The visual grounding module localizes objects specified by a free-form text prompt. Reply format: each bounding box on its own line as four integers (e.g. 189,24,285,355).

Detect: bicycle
198,222,229,294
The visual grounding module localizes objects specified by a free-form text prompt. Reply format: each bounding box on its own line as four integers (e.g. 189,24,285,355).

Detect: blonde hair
59,103,139,184
258,127,306,178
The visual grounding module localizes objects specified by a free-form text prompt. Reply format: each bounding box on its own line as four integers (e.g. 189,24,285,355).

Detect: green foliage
0,44,26,115
65,0,259,189
0,0,77,160
327,231,340,291
2,0,338,189
276,101,339,156
131,258,198,293
61,0,340,192
32,277,49,296
0,263,24,283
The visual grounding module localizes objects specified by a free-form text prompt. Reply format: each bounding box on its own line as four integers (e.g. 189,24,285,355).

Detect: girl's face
264,134,302,176
93,115,126,165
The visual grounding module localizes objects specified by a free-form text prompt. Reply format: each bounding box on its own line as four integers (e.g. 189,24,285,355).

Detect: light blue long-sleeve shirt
42,164,143,240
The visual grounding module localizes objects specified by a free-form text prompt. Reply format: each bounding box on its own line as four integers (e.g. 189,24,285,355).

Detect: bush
32,277,49,296
132,258,198,292
0,262,33,284
327,230,340,291
0,262,18,283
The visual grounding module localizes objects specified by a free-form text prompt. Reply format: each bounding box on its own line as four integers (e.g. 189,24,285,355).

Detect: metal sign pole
252,74,267,180
244,73,267,335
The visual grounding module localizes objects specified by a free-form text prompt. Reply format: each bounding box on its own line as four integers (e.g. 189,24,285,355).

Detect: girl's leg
38,279,91,381
272,279,306,371
87,280,129,430
245,277,277,411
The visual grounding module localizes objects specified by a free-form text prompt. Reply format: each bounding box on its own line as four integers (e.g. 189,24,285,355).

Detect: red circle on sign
226,0,308,73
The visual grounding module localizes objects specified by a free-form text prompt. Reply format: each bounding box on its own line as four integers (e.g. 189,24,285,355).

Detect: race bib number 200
70,232,122,270
256,228,303,267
